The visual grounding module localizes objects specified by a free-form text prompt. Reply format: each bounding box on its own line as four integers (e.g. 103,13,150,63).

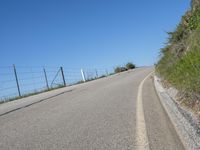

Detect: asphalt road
0,67,184,150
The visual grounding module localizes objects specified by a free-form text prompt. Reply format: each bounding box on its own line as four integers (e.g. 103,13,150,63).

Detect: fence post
81,69,86,82
13,64,21,97
60,67,66,87
106,69,109,76
43,68,49,90
95,69,98,78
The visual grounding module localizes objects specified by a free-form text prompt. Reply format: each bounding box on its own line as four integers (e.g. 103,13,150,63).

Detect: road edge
154,75,200,150
135,72,153,150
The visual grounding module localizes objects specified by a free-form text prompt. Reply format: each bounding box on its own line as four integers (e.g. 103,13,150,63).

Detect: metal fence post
60,67,66,87
13,64,21,97
106,69,109,76
95,69,98,78
43,68,49,90
81,69,86,82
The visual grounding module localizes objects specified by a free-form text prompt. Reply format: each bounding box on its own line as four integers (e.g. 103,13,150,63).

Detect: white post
81,69,86,82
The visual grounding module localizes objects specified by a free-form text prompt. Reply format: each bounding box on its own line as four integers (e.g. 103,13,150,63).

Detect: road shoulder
154,75,200,150
142,75,184,150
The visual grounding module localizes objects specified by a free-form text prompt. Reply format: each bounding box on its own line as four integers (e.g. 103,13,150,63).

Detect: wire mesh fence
0,65,114,102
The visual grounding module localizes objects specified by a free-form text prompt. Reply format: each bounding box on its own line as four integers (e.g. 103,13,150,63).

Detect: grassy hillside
156,0,200,113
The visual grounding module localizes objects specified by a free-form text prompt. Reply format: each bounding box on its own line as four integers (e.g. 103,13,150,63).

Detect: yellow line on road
135,72,153,150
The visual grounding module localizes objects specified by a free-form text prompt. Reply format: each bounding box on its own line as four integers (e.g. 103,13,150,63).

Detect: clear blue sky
0,0,190,68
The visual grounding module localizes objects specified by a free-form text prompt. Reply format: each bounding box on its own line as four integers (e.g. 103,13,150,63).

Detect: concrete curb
154,76,200,150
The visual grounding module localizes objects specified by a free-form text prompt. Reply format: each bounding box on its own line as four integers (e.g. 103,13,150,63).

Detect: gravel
154,76,200,150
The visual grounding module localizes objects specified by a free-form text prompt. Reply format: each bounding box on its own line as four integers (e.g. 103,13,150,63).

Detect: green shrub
114,66,128,73
120,67,128,72
168,24,187,43
125,62,136,70
188,8,200,30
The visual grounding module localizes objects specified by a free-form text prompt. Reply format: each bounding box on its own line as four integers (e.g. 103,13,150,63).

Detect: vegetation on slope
114,62,136,73
156,0,200,114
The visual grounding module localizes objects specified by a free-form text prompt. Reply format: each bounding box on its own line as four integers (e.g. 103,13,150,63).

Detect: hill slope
156,0,200,117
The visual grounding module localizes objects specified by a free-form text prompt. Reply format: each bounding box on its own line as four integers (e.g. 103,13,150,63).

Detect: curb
154,76,200,150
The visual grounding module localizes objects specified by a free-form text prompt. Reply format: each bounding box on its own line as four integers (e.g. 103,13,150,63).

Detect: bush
120,67,128,72
188,8,200,30
126,62,136,70
114,66,128,73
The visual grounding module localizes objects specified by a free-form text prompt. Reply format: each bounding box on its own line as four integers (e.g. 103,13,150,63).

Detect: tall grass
157,28,200,98
156,2,200,98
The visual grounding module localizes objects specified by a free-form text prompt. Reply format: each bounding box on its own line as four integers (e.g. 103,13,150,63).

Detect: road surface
0,67,184,150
